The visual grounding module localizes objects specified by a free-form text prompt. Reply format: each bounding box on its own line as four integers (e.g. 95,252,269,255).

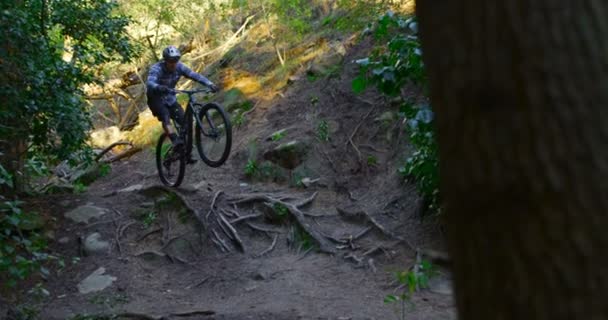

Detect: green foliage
0,169,50,288
98,164,112,178
385,260,438,319
354,13,424,96
0,0,137,177
317,120,329,142
367,155,378,166
310,95,319,106
398,103,440,214
232,111,246,128
354,12,440,214
270,0,314,36
88,292,129,308
142,211,157,228
272,203,289,218
271,131,286,141
290,224,315,251
72,182,88,194
245,159,259,177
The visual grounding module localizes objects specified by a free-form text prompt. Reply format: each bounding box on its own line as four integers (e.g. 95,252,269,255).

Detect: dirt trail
7,38,455,320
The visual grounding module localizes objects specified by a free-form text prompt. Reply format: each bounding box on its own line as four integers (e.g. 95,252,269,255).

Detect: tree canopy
0,0,137,164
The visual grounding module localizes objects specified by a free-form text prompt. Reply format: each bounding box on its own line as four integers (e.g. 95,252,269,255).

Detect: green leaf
384,295,399,304
352,76,367,94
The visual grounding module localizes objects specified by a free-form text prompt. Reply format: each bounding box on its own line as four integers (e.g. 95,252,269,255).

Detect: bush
353,12,440,214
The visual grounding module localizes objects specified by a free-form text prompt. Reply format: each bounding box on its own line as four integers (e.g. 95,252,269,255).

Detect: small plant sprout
271,130,286,141
317,120,329,142
245,159,258,177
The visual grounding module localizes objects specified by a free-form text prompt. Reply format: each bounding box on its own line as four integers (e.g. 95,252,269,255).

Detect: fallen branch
101,146,142,163
192,15,255,61
102,309,215,320
256,234,278,258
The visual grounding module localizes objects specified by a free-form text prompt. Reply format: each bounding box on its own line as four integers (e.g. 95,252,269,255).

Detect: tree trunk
417,1,608,319
0,136,27,194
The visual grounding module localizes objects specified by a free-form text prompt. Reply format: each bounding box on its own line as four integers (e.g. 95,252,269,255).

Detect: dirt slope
3,35,454,320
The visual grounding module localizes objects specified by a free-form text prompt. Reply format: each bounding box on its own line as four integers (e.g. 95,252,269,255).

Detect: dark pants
147,94,185,128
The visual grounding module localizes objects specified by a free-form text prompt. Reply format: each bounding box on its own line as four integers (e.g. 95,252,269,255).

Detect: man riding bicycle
146,45,219,153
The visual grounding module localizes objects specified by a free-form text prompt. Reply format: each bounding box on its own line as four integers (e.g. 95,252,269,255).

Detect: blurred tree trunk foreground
418,1,608,319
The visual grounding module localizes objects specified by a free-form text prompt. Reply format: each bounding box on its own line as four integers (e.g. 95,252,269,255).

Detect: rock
163,238,191,260
263,140,309,170
307,51,344,76
287,76,301,84
77,267,117,294
252,272,268,281
58,237,70,245
118,184,143,193
375,111,397,123
139,202,154,208
300,177,320,188
59,200,72,207
428,276,453,296
135,250,167,262
44,230,55,241
64,205,108,224
83,233,110,255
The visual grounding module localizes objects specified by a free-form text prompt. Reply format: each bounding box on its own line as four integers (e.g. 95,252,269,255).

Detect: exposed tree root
229,192,336,254
256,234,278,258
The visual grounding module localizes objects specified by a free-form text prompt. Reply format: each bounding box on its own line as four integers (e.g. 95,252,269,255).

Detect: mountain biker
146,45,219,154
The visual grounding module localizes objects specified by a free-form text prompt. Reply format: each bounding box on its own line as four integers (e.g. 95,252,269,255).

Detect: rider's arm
177,63,214,87
146,63,164,92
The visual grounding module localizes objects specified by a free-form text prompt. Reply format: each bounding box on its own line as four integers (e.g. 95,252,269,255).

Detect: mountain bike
156,87,232,187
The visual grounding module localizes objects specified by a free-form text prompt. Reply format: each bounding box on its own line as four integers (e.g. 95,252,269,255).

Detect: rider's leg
148,95,182,147
168,103,196,163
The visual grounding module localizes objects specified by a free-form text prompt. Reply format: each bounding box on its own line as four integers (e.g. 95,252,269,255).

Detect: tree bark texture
417,1,608,319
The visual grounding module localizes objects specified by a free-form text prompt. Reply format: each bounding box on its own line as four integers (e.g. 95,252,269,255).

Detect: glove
208,83,220,93
157,85,171,93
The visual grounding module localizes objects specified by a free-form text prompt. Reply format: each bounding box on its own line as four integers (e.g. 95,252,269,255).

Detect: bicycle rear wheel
156,133,186,187
194,103,232,167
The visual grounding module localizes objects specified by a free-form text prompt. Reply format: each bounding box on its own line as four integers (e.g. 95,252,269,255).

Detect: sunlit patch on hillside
89,109,162,150
124,110,163,148
89,126,125,149
222,69,262,96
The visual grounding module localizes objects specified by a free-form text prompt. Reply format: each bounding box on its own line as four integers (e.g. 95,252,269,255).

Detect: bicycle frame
172,88,216,156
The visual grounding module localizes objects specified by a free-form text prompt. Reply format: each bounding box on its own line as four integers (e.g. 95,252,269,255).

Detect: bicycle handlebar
171,88,214,95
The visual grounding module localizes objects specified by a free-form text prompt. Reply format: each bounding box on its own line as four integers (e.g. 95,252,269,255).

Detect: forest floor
3,28,455,320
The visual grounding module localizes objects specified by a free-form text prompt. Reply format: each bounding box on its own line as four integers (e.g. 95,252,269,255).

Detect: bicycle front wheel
194,103,232,167
156,133,186,187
